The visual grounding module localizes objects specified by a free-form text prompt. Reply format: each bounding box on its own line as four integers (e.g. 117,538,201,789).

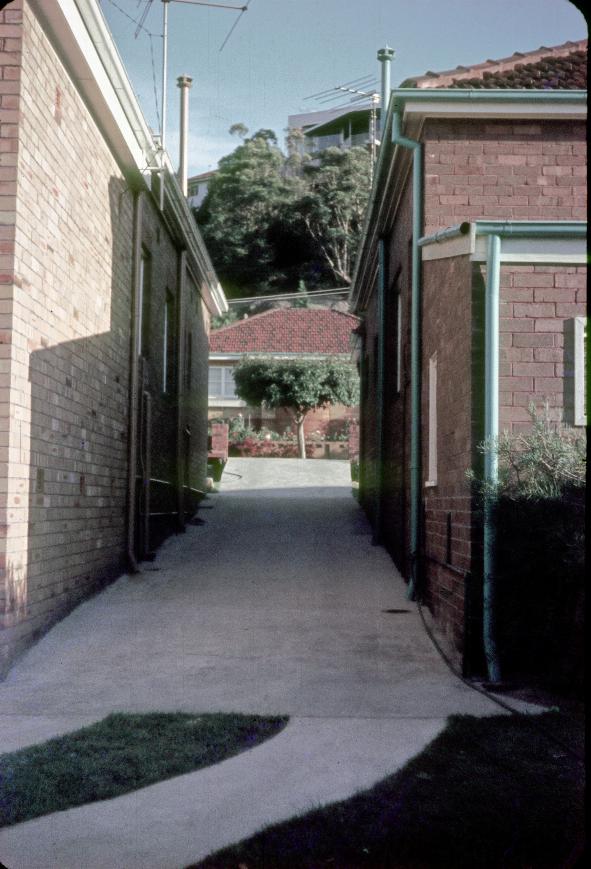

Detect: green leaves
232,358,359,415
195,129,371,297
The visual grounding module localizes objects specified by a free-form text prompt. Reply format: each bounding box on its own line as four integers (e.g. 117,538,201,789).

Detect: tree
195,128,371,298
232,358,359,459
195,127,302,297
294,146,371,285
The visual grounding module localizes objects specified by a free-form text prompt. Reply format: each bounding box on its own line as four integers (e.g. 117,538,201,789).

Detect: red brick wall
495,264,586,431
424,119,586,234
421,255,474,657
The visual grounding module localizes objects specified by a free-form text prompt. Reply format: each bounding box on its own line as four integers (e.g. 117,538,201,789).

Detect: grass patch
193,712,584,868
0,712,288,827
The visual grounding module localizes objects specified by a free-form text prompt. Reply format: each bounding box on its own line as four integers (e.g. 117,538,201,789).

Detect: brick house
0,0,227,675
349,40,587,674
209,307,359,437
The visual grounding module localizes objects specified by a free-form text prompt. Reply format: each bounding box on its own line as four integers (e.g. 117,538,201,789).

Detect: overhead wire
219,0,252,52
100,0,163,134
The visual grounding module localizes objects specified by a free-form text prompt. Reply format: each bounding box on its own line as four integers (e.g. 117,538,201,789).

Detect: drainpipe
377,46,394,138
176,250,187,531
126,190,143,573
177,74,193,196
482,233,502,683
373,238,386,543
391,110,423,601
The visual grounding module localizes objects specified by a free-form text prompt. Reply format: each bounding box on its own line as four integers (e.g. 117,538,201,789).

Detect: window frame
208,365,238,400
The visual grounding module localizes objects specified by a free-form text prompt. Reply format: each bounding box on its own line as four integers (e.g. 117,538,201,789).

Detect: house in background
287,103,377,157
350,39,587,674
187,169,217,209
208,307,360,437
0,0,226,675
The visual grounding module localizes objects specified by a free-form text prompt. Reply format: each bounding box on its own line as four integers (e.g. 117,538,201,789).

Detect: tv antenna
136,0,253,152
303,76,380,181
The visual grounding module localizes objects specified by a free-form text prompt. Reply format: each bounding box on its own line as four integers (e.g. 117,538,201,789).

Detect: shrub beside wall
493,490,584,694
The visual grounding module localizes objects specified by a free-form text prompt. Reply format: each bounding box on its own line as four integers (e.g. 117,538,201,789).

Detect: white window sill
425,480,437,488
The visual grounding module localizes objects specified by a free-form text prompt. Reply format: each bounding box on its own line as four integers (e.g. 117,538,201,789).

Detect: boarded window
426,352,437,487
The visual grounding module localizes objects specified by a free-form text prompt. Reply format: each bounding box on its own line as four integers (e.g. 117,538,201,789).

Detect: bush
469,402,585,500
469,404,586,693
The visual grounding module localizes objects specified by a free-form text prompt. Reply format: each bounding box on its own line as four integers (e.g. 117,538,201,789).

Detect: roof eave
349,87,587,313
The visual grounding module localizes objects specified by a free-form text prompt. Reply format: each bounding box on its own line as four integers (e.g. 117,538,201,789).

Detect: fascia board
209,354,244,361
421,234,474,261
402,99,587,121
471,235,587,263
31,0,159,182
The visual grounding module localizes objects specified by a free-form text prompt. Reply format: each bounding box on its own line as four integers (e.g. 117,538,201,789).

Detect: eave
349,87,587,314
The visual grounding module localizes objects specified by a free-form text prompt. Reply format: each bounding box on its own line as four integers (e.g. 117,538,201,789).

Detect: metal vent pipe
377,46,395,137
177,74,193,196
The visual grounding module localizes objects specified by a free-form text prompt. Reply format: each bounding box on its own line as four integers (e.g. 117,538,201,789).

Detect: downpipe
482,233,502,683
126,190,143,573
391,111,423,601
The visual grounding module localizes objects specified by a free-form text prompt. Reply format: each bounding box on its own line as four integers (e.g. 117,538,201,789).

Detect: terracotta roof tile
402,39,587,90
209,308,360,355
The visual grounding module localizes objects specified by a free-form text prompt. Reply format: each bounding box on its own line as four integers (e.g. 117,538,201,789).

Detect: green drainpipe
391,111,423,601
483,233,502,683
473,219,587,684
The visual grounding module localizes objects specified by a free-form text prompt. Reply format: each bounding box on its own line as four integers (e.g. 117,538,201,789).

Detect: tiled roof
209,308,360,355
402,39,587,90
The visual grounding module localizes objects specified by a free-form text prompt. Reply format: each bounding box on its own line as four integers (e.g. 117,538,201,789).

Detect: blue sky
98,1,587,176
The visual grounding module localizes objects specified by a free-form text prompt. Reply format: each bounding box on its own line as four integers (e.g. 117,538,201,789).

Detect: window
396,289,402,394
426,352,437,487
137,251,150,356
208,366,238,399
163,291,175,394
184,330,193,391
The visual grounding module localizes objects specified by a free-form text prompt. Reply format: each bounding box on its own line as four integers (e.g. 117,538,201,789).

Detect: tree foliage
232,357,359,458
195,127,371,298
297,147,371,285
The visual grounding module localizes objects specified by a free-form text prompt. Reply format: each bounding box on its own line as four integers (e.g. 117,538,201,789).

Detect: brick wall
0,0,23,671
0,1,133,673
424,119,586,234
421,255,475,659
495,264,587,430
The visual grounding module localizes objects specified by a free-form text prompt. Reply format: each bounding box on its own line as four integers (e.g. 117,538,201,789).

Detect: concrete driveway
0,459,526,868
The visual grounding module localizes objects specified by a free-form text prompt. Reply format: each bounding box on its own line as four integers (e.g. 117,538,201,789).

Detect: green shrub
469,402,585,500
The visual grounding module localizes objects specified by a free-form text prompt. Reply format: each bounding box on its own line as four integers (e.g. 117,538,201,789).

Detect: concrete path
0,459,529,868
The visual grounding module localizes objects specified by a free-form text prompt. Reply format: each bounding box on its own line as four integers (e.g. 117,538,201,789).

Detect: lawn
193,711,584,869
0,712,288,827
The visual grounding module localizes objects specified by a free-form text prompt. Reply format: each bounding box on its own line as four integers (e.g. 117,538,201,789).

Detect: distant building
287,103,377,156
208,308,359,436
187,170,217,209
